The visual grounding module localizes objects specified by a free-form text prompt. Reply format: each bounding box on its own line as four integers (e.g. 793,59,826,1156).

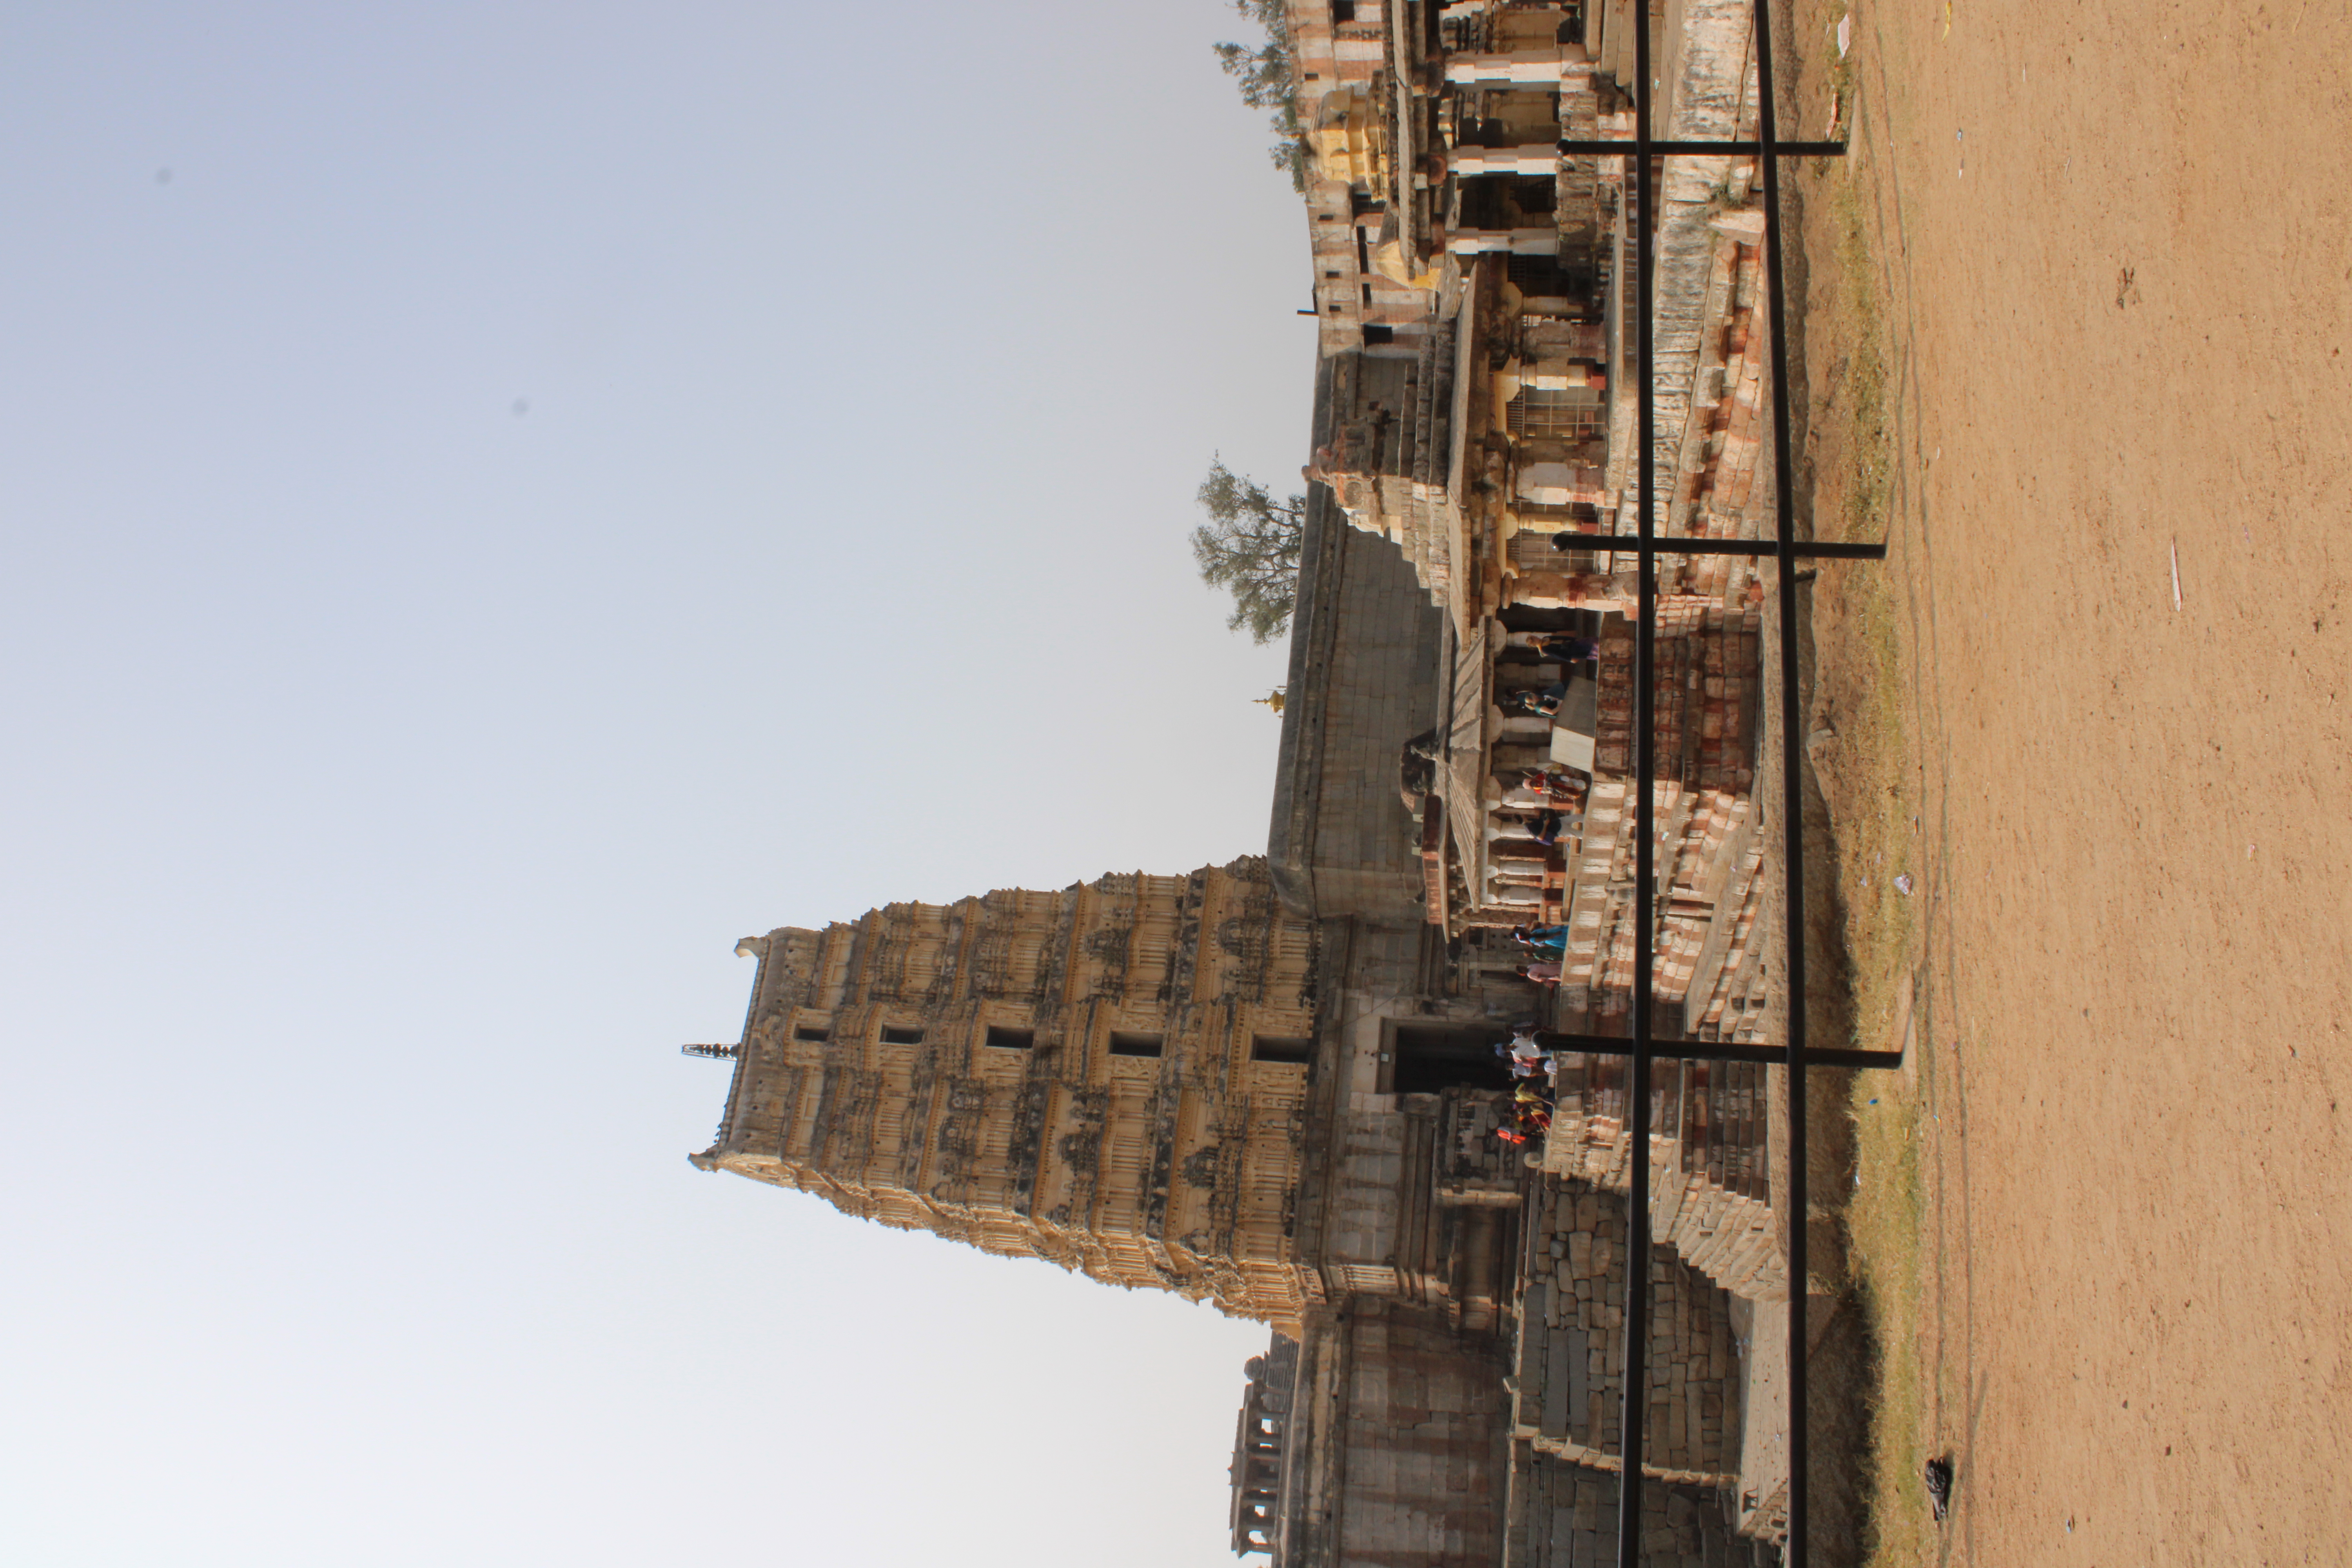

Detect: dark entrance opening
1391,1025,1517,1094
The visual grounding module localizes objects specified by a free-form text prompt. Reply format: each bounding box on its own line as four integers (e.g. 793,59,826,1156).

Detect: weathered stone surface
692,858,1322,1328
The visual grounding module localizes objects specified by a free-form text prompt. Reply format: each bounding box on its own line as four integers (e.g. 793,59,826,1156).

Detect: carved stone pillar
1514,461,1608,506
1445,46,1591,86
1504,570,1638,612
1447,226,1560,256
1447,144,1561,178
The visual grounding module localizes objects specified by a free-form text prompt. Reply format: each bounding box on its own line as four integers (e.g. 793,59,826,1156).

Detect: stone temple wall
1495,1177,1777,1568
1542,1058,1784,1303
1270,488,1448,926
1332,1305,1515,1566
1511,1179,1740,1479
1313,1087,1519,1332
1503,1445,1774,1568
1267,1302,1515,1568
1245,1171,1773,1568
692,857,1323,1328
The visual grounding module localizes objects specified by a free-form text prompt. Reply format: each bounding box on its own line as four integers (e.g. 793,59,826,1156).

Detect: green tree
1192,459,1306,644
1213,0,1309,189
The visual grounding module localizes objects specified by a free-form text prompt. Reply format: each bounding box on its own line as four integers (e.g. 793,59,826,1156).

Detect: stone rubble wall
1503,1442,1775,1568
1496,1173,1774,1568
1511,1179,1740,1473
1541,1060,1784,1302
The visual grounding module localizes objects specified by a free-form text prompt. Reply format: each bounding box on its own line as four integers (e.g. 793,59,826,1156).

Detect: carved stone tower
691,856,1323,1329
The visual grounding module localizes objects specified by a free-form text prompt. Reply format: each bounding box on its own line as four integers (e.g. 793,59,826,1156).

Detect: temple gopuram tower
690,856,1322,1330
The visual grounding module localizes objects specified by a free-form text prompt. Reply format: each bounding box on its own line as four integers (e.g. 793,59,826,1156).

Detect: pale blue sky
0,4,1322,1563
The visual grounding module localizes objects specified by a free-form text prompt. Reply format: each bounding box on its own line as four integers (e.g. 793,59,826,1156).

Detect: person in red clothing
1521,768,1588,803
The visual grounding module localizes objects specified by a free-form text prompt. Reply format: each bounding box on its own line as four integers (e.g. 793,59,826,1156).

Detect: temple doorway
1390,1024,1517,1094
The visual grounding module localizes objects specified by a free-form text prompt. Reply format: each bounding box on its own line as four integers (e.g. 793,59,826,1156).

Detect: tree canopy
1212,0,1309,189
1192,459,1306,645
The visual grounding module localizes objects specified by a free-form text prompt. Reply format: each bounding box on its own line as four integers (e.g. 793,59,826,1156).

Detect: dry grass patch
1797,48,1938,1566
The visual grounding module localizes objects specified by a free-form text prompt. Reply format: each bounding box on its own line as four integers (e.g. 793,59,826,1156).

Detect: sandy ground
1782,1,2352,1563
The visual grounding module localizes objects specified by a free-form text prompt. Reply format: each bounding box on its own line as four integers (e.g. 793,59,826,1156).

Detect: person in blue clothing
1504,684,1566,717
1512,923,1568,952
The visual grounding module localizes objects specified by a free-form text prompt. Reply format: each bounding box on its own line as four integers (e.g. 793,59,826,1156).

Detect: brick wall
1592,610,1759,793
1555,607,1771,1041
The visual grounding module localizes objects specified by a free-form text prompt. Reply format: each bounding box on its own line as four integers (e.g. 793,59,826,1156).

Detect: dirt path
1785,2,2352,1563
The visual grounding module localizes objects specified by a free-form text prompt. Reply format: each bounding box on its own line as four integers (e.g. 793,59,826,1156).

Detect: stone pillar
1515,461,1609,506
1448,225,1560,256
1445,46,1591,86
1526,365,1607,392
1447,144,1561,178
1522,318,1607,362
1505,570,1637,612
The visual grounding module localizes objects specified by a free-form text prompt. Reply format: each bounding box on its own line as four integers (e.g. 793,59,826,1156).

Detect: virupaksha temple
692,2,1815,1563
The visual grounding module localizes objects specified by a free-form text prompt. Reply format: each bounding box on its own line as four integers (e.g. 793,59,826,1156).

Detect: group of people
1503,768,1586,839
1537,632,1601,665
1504,808,1572,846
1492,1028,1559,1146
1509,922,1568,985
1500,635,1602,719
1519,766,1587,804
1494,768,1584,849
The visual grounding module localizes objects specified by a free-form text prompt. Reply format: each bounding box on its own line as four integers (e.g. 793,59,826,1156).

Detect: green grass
1847,1055,1935,1566
1805,57,1940,1566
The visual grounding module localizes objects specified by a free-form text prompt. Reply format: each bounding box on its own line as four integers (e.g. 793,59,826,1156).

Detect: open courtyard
1790,2,2352,1560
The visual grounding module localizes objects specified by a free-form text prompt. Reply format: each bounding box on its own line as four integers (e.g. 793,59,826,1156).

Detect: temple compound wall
1512,1179,1742,1481
1541,1056,1783,1303
1268,459,1448,924
1236,1303,1514,1568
